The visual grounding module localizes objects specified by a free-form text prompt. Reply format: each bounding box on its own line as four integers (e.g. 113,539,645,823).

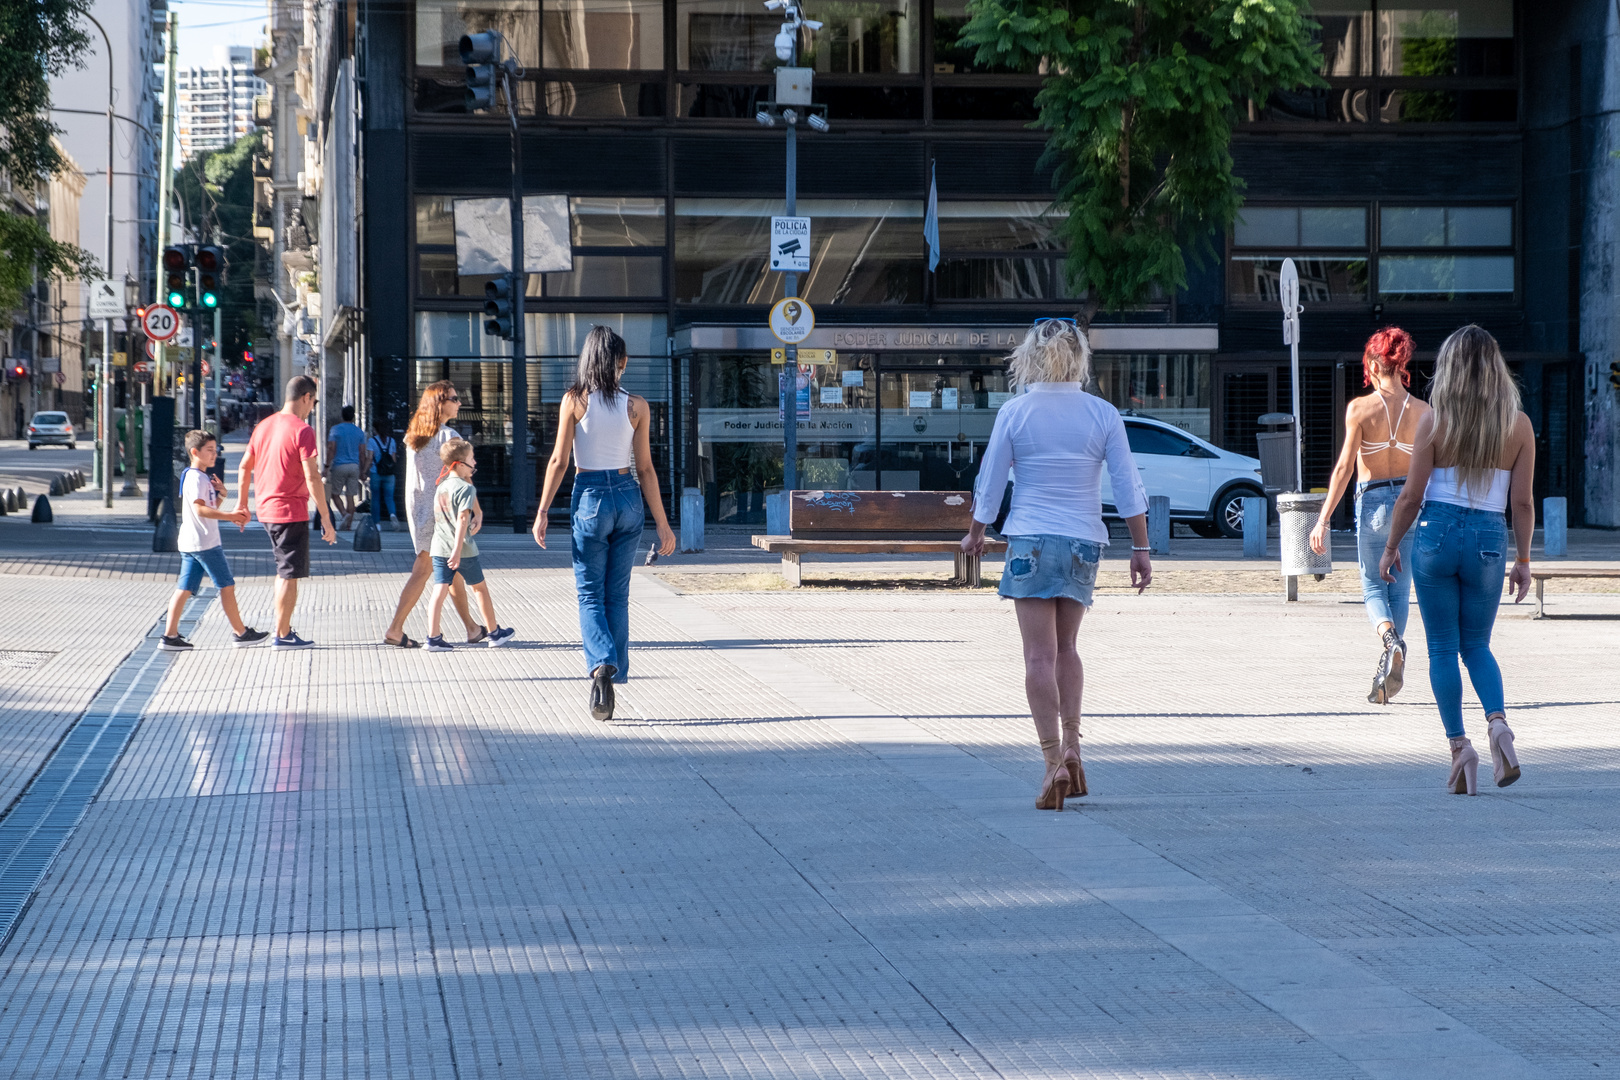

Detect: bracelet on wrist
1516,557,1531,564
1131,545,1151,552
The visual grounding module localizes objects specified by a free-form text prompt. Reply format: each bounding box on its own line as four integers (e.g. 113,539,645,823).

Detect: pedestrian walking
425,438,514,652
159,429,268,651
1379,324,1534,795
961,319,1152,810
233,375,337,650
1309,327,1431,704
380,380,483,649
325,405,366,531
366,423,399,528
533,325,676,722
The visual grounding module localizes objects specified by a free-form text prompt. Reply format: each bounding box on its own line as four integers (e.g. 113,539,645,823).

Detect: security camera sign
770,216,811,272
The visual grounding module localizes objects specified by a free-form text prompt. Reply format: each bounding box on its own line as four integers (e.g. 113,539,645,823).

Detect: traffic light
162,245,192,309
1610,359,1620,390
483,276,514,339
460,32,499,111
6,360,29,382
195,245,224,308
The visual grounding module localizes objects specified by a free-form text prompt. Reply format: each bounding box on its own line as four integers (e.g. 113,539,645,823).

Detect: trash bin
1277,492,1332,579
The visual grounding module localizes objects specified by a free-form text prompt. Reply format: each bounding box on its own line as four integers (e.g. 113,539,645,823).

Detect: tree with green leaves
0,0,100,325
174,132,270,370
958,0,1324,319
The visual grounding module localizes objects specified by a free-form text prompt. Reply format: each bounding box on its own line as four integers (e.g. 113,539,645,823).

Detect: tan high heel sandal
1035,761,1072,811
1487,714,1520,787
1447,737,1479,796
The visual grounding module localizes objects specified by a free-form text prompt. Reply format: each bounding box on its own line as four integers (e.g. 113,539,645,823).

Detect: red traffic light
10,365,25,379
243,349,253,363
162,246,189,271
195,246,221,272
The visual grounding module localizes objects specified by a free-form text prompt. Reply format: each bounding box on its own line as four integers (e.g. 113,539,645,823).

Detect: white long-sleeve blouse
972,382,1148,544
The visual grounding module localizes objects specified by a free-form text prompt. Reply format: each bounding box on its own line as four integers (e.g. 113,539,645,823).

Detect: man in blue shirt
325,405,367,530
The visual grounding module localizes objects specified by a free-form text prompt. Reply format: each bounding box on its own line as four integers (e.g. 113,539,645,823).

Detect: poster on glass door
779,367,811,421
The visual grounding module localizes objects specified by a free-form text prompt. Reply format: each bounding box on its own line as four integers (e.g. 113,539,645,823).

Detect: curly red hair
1362,326,1415,387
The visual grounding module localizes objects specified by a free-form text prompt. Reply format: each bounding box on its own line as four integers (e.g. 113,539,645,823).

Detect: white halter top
573,389,635,471
1359,392,1415,458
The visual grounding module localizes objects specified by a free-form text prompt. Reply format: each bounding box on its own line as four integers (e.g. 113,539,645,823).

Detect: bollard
152,497,178,552
352,515,382,552
679,487,705,552
1148,494,1171,555
1242,497,1267,558
1542,496,1567,558
31,494,53,523
765,491,789,536
14,487,25,511
48,476,63,496
2,488,14,512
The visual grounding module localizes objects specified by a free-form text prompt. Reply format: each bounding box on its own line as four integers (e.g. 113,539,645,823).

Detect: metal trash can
1255,431,1297,495
1277,492,1332,579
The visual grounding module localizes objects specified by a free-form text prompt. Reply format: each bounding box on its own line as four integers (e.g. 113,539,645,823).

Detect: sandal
384,633,421,649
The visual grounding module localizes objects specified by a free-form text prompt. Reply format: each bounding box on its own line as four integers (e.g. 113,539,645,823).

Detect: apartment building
176,46,266,161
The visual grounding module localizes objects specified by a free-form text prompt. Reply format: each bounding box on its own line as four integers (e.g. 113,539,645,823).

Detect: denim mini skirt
998,534,1102,605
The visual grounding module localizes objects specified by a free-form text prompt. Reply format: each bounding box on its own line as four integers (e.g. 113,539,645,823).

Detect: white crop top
573,389,635,471
1425,467,1510,513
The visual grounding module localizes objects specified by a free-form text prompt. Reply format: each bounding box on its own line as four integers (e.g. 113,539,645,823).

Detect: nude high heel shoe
1035,760,1072,811
1061,720,1087,799
1447,736,1479,796
1487,714,1521,787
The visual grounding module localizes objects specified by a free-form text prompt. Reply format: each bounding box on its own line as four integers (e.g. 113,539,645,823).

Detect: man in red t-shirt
234,375,336,648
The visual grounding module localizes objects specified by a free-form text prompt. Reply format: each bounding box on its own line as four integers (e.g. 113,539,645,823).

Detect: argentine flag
923,159,940,272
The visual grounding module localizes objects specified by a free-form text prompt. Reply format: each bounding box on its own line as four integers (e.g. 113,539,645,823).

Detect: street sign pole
1280,258,1303,493
506,61,529,533
783,113,798,495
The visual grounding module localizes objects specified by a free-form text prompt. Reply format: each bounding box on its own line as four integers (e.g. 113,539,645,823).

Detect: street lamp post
754,0,828,495
83,13,116,508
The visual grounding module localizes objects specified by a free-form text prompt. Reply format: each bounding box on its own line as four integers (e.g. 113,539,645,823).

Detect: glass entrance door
874,362,1011,492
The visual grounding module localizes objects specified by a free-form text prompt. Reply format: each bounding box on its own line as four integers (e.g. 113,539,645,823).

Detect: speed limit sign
141,304,180,341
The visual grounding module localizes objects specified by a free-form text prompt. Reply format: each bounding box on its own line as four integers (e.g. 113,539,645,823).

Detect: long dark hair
568,325,626,403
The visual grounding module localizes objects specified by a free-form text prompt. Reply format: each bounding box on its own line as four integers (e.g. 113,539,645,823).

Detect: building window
1250,0,1515,124
416,195,668,300
415,0,540,67
676,0,918,72
1228,202,1515,304
1091,354,1213,441
674,198,923,305
932,201,1073,301
1377,204,1513,300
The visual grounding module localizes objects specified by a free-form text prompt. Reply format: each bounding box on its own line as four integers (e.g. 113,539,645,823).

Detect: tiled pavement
0,556,1616,1079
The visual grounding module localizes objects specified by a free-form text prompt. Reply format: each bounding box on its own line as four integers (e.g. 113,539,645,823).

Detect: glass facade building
357,0,1588,525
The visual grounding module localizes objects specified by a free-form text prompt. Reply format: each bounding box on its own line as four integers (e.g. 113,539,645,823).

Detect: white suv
1101,414,1264,538
26,411,75,451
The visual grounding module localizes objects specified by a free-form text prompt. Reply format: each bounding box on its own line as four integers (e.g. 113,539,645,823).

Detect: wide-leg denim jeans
1412,501,1509,738
1356,481,1414,636
571,469,643,683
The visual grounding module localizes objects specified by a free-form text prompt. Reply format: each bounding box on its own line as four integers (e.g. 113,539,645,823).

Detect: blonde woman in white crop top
1379,325,1535,797
534,325,676,722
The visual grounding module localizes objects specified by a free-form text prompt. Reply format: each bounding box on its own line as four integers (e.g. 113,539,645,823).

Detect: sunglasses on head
1034,317,1079,327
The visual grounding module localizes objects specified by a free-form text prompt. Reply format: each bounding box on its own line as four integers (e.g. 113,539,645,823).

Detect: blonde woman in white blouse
962,319,1152,811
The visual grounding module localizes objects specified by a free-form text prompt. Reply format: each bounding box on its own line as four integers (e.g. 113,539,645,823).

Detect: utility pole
154,12,179,394
82,13,116,507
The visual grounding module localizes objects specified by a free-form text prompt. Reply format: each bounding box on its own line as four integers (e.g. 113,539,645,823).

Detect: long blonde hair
1007,319,1091,389
1429,324,1520,495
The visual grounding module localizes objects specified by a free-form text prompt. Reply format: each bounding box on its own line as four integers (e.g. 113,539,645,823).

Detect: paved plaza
1,463,1619,1079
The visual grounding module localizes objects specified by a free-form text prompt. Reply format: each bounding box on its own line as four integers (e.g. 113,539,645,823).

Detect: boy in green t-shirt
426,439,513,651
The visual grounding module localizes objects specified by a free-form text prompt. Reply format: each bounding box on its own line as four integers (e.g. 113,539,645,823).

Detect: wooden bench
1529,568,1620,619
751,490,1006,587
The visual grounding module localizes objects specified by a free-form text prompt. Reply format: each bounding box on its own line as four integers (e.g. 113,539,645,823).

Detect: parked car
1101,413,1264,538
26,411,75,451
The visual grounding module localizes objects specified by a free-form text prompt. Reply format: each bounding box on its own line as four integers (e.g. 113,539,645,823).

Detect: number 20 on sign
141,304,180,342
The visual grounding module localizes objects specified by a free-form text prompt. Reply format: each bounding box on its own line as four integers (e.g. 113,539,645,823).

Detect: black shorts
265,520,310,579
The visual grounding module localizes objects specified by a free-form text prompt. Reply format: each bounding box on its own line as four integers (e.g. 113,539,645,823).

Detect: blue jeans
1412,501,1509,739
571,470,644,683
369,470,396,523
1356,481,1414,635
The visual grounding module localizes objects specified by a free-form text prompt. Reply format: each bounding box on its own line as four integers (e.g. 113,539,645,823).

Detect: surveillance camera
774,30,795,60
755,110,775,126
782,108,798,125
803,19,822,30
763,0,786,9
807,112,829,132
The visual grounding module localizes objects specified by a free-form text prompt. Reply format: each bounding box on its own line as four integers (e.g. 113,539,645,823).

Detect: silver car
27,411,76,450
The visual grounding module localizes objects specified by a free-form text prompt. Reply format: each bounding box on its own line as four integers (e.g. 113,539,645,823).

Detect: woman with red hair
1310,327,1431,703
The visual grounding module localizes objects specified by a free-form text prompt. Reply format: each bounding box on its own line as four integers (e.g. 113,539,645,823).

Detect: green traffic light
166,291,185,307
202,292,218,308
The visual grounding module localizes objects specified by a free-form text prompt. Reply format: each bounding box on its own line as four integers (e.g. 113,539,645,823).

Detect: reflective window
1233,207,1366,248
1125,422,1197,457
1227,257,1370,303
1091,355,1212,441
1316,1,1373,76
677,0,918,72
674,198,923,305
543,0,664,69
571,197,666,246
935,259,1074,301
544,80,666,116
1377,87,1516,123
677,0,783,70
936,202,1063,251
931,0,1026,73
1378,0,1514,76
415,0,539,67
1378,255,1514,297
544,255,665,297
1381,205,1511,247
416,197,456,245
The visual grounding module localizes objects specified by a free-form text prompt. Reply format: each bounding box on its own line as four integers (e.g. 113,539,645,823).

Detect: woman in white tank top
533,326,677,722
1378,325,1536,796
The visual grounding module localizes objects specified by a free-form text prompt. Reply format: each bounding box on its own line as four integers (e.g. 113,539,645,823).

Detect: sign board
54,372,66,387
453,195,573,276
88,277,124,319
141,304,180,341
768,297,815,344
770,217,811,272
770,347,836,366
1279,257,1300,345
145,338,158,359
113,351,127,368
39,356,60,374
202,359,212,378
177,326,194,348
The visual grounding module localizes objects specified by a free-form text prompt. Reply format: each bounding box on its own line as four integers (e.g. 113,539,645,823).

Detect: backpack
370,436,396,472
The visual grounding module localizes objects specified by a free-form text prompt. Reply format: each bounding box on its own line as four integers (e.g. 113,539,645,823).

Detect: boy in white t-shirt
160,430,269,651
